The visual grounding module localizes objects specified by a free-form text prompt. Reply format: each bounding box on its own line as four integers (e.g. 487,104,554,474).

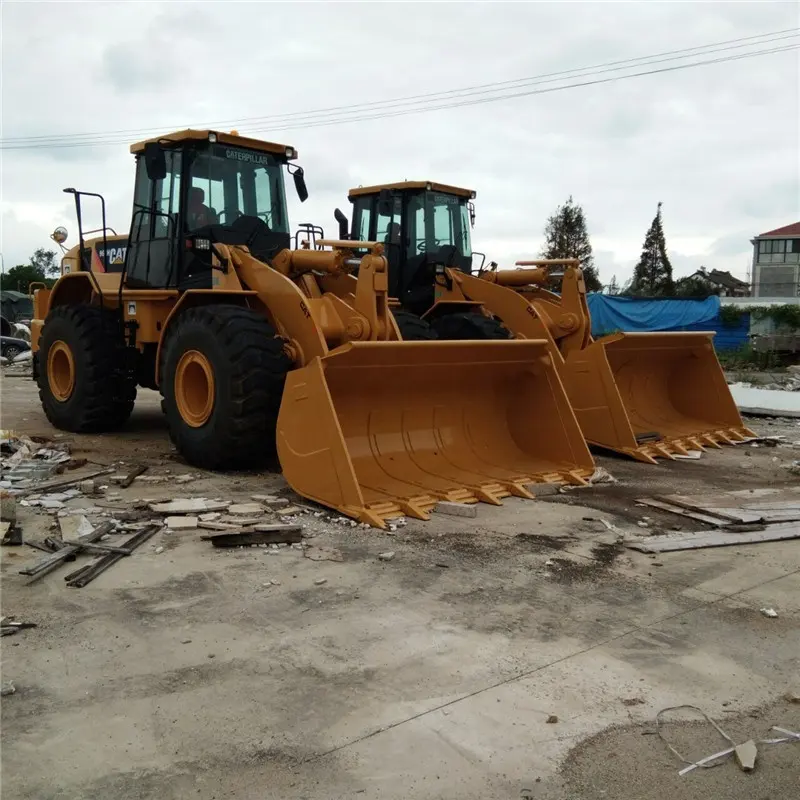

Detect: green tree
674,275,717,298
0,248,60,293
628,202,674,296
605,275,621,295
30,248,60,278
540,196,602,292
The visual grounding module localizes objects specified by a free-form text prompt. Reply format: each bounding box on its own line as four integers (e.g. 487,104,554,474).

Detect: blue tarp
587,294,721,335
586,294,748,351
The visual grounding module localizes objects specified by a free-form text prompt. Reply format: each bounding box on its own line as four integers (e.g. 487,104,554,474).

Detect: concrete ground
1,374,799,799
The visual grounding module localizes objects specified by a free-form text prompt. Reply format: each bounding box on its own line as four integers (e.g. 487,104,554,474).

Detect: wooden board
636,498,727,526
625,523,800,553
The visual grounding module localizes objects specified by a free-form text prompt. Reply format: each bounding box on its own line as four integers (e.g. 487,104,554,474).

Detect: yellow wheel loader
32,131,594,529
337,181,754,463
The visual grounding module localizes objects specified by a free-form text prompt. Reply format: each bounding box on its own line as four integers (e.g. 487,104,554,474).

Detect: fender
154,290,257,386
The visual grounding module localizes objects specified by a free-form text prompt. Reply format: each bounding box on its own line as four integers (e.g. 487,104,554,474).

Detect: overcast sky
1,1,798,286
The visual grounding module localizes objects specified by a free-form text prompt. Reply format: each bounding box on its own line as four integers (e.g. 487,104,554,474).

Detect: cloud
1,0,797,293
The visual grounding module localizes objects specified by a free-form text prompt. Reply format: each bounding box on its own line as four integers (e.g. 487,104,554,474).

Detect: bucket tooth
627,447,659,465
395,497,436,521
653,444,676,460
507,482,537,499
564,470,590,486
701,434,722,448
714,430,736,445
686,437,707,451
670,440,691,456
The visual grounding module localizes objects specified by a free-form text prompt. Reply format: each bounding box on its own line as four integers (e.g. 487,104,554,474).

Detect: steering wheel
417,239,445,253
218,208,242,225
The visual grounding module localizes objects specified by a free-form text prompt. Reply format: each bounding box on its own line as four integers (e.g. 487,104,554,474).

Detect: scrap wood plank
64,524,160,587
18,521,114,580
119,464,147,488
201,525,303,548
659,495,763,524
625,523,800,553
636,498,728,526
14,467,116,498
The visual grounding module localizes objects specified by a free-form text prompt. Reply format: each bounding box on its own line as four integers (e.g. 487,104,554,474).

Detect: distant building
750,221,800,298
685,267,750,297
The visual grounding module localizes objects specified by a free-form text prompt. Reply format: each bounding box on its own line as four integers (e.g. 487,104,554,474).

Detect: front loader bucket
277,340,595,528
560,332,754,463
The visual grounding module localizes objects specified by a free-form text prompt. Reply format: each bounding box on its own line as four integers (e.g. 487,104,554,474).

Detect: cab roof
348,181,475,199
130,129,297,158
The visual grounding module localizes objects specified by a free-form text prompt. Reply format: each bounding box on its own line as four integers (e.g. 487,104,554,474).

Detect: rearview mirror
334,208,349,239
51,226,69,244
143,142,167,181
377,188,393,217
468,201,476,227
291,166,308,203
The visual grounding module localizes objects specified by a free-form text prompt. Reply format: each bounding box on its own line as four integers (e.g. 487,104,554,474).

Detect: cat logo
101,246,127,265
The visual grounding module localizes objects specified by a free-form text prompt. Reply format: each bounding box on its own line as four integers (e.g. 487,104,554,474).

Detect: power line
1,38,797,150
2,27,796,146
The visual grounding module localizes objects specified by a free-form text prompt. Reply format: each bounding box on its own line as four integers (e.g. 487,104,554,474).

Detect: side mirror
334,208,349,239
51,226,68,244
377,188,393,217
143,142,167,181
468,201,476,227
291,166,308,203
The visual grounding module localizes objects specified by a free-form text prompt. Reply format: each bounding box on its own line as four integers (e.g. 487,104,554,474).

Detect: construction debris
18,521,115,581
202,525,303,548
1,619,37,637
734,739,758,771
378,551,396,561
304,545,344,562
626,523,800,553
314,577,328,585
434,501,477,518
197,520,244,531
58,514,94,541
760,607,779,618
227,503,264,516
729,383,800,418
588,466,617,485
165,516,199,530
119,464,147,488
277,505,303,516
149,499,229,514
63,525,160,587
12,467,115,498
1,682,15,696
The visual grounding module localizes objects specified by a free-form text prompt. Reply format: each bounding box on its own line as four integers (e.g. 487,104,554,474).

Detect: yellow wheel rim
47,340,75,402
175,350,215,427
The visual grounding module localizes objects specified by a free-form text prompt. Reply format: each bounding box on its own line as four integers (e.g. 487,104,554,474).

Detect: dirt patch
560,698,800,800
546,541,624,584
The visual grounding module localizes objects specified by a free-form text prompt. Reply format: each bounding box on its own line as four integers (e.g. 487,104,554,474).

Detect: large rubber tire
160,304,291,470
431,311,512,340
393,310,438,341
37,305,136,432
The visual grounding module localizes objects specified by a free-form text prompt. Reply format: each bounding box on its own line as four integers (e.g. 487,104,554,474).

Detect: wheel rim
175,350,215,427
6,347,19,360
47,340,75,402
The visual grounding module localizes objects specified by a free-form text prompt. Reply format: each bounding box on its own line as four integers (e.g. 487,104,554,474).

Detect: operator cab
345,181,476,316
122,129,307,290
